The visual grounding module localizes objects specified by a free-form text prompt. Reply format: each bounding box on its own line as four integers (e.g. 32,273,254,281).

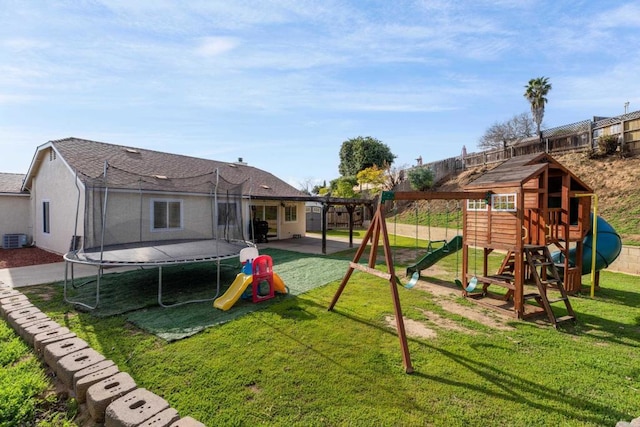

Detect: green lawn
3,244,640,426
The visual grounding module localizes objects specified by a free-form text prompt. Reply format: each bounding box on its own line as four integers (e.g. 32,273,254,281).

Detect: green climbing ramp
405,235,463,277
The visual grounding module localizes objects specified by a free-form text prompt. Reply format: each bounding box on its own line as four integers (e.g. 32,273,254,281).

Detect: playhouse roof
465,153,592,192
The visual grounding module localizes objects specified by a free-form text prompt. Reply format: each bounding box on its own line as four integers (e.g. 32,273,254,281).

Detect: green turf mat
62,249,351,341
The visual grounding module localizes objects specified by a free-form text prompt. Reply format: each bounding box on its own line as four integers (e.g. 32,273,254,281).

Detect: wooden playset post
328,196,414,373
329,190,488,373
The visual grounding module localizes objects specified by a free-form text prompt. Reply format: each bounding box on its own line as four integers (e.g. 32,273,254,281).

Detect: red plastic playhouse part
252,255,275,303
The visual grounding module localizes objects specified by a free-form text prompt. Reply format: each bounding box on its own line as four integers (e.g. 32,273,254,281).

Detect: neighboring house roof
23,137,307,199
465,153,592,192
0,173,28,196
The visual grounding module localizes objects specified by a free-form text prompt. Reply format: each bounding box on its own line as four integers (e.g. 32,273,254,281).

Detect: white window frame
42,200,51,234
491,193,517,212
467,199,487,211
151,199,183,231
284,205,298,223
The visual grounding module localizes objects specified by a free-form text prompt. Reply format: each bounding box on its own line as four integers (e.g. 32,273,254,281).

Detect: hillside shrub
597,134,619,156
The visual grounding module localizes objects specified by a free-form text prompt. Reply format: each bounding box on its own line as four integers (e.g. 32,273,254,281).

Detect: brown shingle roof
0,173,27,194
48,137,306,198
465,153,591,192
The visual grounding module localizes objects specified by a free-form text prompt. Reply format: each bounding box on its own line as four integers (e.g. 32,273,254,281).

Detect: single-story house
0,173,30,248
14,137,310,255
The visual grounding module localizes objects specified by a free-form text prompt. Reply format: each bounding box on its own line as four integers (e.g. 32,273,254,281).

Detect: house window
43,201,50,234
284,205,297,222
152,199,182,230
491,193,517,212
610,124,621,134
467,199,487,211
218,202,238,226
593,129,603,139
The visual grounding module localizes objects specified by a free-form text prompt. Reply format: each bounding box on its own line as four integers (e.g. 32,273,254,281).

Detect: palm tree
524,77,552,139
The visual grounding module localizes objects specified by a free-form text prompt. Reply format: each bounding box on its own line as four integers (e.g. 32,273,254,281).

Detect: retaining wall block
86,372,137,423
0,293,28,306
33,327,75,354
56,347,106,389
0,289,22,299
9,310,49,332
0,300,34,319
104,388,170,427
23,320,64,347
137,407,180,427
6,305,43,326
74,361,118,404
43,337,89,369
169,417,206,427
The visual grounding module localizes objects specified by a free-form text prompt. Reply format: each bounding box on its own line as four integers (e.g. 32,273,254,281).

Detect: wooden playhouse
461,153,593,323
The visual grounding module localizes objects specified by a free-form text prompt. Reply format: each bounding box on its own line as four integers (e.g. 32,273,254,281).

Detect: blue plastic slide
551,215,622,274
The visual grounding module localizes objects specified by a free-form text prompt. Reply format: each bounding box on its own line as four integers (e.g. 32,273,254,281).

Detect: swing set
328,189,489,373
404,200,464,289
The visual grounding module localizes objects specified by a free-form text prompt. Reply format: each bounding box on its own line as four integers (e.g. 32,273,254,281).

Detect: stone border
0,284,205,426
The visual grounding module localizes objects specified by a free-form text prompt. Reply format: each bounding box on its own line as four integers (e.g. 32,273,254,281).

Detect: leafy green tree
330,176,358,198
524,77,552,138
356,165,386,193
339,137,396,177
407,167,434,191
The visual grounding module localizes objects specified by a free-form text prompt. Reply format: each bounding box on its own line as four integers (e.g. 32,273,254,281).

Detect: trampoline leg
63,261,100,310
157,262,223,308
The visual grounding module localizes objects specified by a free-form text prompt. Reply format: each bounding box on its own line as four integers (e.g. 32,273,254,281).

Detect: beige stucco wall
87,190,224,247
0,195,31,245
247,200,307,240
29,149,84,255
277,202,306,239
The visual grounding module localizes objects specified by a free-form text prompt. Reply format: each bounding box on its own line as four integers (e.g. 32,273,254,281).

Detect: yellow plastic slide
272,272,286,294
214,273,287,311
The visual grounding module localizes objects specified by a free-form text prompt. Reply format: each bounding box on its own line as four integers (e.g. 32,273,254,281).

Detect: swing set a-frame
328,190,489,374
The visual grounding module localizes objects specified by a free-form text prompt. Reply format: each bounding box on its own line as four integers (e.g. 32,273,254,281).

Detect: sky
2,1,640,190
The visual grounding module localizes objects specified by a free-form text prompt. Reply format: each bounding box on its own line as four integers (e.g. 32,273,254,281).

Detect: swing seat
405,271,420,289
465,276,478,292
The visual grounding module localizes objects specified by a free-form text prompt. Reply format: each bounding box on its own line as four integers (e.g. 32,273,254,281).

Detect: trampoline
63,163,254,310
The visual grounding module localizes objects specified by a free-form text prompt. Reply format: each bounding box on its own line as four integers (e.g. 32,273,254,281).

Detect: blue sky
2,1,639,189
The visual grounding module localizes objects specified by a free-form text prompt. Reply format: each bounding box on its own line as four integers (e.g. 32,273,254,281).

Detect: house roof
24,137,307,199
0,173,28,195
465,152,592,192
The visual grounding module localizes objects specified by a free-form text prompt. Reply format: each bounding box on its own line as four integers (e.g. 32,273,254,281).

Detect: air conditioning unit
3,234,28,249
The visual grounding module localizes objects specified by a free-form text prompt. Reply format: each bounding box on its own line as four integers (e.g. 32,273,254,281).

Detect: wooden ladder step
533,261,554,267
555,315,576,324
523,293,541,300
547,297,568,304
540,279,561,285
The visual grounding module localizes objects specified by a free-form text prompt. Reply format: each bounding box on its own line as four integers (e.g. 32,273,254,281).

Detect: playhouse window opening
467,199,487,211
491,193,517,212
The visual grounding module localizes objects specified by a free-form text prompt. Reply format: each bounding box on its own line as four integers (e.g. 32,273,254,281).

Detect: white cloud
195,37,240,57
